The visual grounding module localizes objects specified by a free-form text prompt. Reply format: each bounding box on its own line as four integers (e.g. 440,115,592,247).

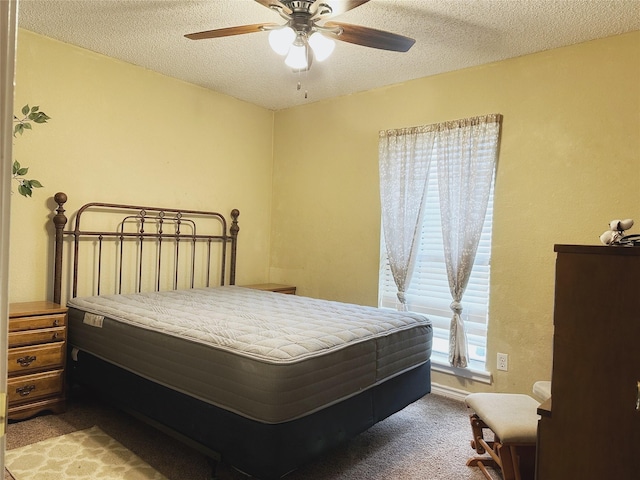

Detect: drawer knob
53,319,59,327
52,332,59,340
16,384,36,397
17,355,37,367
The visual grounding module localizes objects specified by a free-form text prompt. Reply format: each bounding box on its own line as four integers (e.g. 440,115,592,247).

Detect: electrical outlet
497,352,508,371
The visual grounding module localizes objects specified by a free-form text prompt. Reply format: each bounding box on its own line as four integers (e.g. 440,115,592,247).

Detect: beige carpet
5,426,168,480
6,387,488,479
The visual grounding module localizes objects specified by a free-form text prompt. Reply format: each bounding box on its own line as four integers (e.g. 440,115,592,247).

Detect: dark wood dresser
536,245,640,479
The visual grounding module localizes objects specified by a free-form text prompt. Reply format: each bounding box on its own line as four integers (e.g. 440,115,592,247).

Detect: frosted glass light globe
285,41,309,70
268,27,296,55
309,32,335,62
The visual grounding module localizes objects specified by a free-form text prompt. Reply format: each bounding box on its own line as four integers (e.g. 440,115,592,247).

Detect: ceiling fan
185,0,415,71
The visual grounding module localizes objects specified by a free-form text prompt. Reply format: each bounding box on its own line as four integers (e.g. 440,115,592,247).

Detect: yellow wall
270,31,640,394
10,30,275,302
11,29,640,395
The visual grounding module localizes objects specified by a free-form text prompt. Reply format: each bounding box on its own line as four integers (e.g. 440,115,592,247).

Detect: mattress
67,286,432,424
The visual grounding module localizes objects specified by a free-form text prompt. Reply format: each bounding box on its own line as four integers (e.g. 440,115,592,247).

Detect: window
379,164,494,372
378,115,500,375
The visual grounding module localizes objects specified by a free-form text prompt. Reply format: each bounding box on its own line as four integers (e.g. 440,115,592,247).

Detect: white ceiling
17,0,640,111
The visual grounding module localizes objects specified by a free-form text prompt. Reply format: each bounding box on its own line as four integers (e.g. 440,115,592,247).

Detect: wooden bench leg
469,414,490,454
468,414,501,480
479,442,535,480
497,443,517,480
467,413,533,480
467,456,499,480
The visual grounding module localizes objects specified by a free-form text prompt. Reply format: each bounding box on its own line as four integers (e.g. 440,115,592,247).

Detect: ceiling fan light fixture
308,31,335,62
268,26,296,55
186,0,417,76
284,36,310,70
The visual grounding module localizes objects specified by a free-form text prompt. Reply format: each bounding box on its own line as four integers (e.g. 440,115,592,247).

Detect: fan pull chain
295,74,308,100
296,81,308,99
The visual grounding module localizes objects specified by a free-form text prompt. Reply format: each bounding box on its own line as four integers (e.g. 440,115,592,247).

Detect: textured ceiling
17,0,640,111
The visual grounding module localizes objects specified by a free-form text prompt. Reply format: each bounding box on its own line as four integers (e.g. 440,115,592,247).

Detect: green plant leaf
13,103,50,198
18,184,32,197
31,112,50,123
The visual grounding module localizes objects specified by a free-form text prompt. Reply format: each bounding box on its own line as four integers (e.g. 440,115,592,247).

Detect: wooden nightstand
242,283,297,294
8,301,68,420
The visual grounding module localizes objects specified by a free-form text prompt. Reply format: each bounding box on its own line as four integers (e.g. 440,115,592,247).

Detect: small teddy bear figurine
600,218,637,245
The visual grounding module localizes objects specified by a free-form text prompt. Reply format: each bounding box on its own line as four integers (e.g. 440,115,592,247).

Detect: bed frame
51,192,431,479
52,192,239,305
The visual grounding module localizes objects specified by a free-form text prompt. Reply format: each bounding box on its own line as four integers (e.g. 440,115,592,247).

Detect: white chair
465,393,539,480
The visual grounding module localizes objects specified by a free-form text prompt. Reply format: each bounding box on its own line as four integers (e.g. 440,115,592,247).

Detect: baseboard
431,382,470,402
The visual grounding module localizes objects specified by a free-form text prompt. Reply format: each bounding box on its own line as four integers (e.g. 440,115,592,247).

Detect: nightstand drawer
9,312,67,332
8,342,65,375
8,326,67,348
8,369,64,405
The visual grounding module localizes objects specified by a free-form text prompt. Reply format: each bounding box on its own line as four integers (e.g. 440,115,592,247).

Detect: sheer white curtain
378,127,435,310
436,114,501,367
379,114,501,368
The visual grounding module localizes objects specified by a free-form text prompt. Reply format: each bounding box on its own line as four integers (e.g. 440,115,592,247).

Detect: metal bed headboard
52,192,239,304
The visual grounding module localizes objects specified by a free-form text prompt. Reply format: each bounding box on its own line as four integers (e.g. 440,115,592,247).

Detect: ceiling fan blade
311,0,371,19
254,0,292,15
185,23,279,40
324,21,415,52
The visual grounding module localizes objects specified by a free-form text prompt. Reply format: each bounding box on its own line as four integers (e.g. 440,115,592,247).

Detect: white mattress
67,286,432,423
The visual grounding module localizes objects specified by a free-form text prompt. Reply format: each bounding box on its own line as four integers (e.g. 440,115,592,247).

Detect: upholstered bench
465,393,540,480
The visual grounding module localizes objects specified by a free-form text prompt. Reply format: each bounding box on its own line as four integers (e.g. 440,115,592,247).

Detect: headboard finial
53,192,68,305
230,209,240,235
54,191,67,206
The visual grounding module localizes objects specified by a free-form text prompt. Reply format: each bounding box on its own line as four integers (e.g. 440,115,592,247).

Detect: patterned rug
5,426,168,480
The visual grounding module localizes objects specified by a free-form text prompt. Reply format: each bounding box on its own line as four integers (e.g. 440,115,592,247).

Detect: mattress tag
83,312,104,328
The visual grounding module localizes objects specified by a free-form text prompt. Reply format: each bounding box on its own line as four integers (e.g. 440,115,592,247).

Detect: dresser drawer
8,326,66,348
7,342,65,375
9,312,66,332
7,369,64,405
